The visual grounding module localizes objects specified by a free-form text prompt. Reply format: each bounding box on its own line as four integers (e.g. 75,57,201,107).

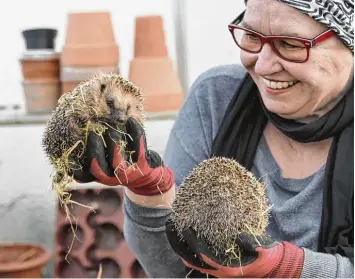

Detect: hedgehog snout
109,107,127,122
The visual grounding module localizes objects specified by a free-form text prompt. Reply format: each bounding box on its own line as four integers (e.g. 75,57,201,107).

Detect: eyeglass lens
232,29,308,62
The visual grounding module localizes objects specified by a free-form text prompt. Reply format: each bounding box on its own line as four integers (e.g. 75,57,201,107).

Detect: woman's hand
165,219,304,278
72,117,175,196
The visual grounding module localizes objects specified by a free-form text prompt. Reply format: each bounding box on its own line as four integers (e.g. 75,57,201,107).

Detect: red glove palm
166,219,304,278
72,117,174,196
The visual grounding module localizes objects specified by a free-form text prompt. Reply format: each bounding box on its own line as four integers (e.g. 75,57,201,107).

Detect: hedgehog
42,73,145,257
169,156,271,260
42,73,144,217
43,73,144,171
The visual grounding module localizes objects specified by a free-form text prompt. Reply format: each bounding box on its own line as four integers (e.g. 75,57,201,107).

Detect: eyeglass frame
228,11,335,63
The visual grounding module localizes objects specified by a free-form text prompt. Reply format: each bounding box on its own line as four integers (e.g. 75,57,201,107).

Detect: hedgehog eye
106,99,115,108
100,84,106,93
127,104,131,111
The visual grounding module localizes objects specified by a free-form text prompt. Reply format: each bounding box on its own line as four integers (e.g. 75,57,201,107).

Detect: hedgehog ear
100,84,106,94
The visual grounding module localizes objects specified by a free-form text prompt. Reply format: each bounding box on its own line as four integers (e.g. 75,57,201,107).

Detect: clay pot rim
130,57,172,62
60,45,119,67
0,243,51,273
22,79,60,84
68,10,112,16
60,66,119,82
61,65,119,71
20,51,60,61
135,14,164,20
19,57,60,63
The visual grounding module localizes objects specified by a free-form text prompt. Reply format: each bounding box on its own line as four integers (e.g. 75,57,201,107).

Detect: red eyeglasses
228,11,335,63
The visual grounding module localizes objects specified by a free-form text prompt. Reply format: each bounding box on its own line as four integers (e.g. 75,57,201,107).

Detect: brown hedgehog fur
170,156,271,257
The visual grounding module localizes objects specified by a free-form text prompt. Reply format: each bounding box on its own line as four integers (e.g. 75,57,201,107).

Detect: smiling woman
235,0,353,120
72,0,354,278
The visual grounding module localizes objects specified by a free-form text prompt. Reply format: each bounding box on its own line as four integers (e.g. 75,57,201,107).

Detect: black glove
165,219,304,278
72,117,175,196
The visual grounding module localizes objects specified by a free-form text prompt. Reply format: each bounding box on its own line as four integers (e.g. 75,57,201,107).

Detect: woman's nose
254,43,283,76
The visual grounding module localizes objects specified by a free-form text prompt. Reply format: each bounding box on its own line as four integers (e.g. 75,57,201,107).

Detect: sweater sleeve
301,248,354,278
123,194,185,278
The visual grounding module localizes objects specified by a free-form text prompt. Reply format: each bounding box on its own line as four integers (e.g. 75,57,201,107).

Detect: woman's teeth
262,78,298,89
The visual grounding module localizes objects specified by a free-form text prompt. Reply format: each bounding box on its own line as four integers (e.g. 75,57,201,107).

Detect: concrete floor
0,119,174,277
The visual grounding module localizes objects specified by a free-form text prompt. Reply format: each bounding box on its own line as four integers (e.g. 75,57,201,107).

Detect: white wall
181,0,245,88
0,0,177,107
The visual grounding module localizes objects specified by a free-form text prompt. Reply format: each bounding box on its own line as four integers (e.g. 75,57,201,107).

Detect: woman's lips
264,84,293,95
262,78,299,95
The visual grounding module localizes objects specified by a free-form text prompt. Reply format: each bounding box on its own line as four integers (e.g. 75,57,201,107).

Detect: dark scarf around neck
211,73,354,261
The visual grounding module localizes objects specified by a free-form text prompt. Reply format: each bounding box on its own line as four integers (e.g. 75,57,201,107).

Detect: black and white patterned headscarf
245,0,354,52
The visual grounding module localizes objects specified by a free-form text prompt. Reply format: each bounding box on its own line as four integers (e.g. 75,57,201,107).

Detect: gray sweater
123,64,354,278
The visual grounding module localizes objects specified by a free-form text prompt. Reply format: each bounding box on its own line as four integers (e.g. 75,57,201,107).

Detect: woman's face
241,0,353,120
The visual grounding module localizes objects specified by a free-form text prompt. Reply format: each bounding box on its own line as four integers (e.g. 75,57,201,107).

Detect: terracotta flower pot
60,65,119,81
64,12,116,46
129,57,183,112
0,243,51,278
60,65,119,96
20,51,60,81
22,79,61,114
134,15,168,58
61,45,119,67
61,11,119,66
61,80,81,95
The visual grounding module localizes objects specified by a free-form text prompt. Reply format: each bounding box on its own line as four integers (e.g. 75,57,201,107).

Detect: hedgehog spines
170,156,271,258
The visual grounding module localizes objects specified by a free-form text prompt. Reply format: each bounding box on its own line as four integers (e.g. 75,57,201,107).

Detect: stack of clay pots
60,11,119,95
20,28,61,114
129,15,183,112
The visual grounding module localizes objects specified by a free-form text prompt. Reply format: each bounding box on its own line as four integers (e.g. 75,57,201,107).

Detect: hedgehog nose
110,108,127,122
